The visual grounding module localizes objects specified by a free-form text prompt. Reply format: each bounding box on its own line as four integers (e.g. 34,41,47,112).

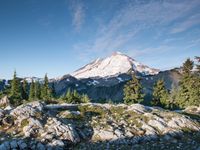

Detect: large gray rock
43,117,80,143
127,104,152,114
2,115,14,126
22,117,43,137
167,116,200,131
148,119,167,132
0,96,10,108
51,140,64,147
184,106,200,115
10,101,44,125
92,129,117,141
114,129,124,137
0,109,5,118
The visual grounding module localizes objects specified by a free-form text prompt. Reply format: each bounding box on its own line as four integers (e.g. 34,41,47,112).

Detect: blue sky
0,0,200,79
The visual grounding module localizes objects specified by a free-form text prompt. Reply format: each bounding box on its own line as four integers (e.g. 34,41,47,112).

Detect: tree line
123,56,200,109
0,56,199,108
0,73,90,106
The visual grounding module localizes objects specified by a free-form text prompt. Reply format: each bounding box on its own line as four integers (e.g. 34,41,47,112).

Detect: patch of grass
181,127,193,133
35,112,42,119
78,105,107,118
92,134,101,141
110,106,126,115
62,112,83,120
0,103,7,109
20,119,29,128
124,111,149,128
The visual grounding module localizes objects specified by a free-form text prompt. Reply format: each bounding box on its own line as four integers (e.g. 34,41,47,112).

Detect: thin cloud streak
171,13,200,33
73,0,200,62
70,0,85,32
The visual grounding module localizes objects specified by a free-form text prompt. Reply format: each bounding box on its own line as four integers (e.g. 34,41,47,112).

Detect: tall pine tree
182,58,194,75
64,88,73,103
41,74,51,100
10,71,21,104
81,94,90,103
188,56,200,106
51,82,56,99
176,58,194,108
123,75,144,105
72,90,81,103
21,79,28,100
151,79,168,107
167,83,179,109
29,79,35,101
35,81,41,100
195,56,200,74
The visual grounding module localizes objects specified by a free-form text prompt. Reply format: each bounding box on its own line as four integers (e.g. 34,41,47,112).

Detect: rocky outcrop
0,102,199,149
184,106,200,115
0,96,10,108
0,109,5,119
41,117,80,143
10,101,44,125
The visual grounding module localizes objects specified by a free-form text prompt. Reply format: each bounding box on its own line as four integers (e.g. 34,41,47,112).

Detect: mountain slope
71,52,159,79
52,68,182,103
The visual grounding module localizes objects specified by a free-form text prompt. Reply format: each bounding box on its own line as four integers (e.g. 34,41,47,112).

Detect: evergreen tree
187,57,200,106
151,79,168,107
41,74,50,100
10,71,21,104
63,88,84,103
29,79,35,101
182,58,194,75
51,82,56,98
81,94,90,103
21,79,28,100
123,75,144,105
72,90,81,103
167,83,179,109
0,84,11,99
195,56,200,74
35,81,41,100
176,58,198,108
187,75,200,106
64,88,73,103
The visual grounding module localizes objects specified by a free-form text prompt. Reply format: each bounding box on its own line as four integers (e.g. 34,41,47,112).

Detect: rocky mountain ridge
52,68,181,102
0,68,182,102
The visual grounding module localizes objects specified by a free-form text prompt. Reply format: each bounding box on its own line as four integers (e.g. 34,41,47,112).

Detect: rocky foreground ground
0,101,200,150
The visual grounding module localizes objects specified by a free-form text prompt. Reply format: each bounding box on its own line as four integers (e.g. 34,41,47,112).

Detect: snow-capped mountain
71,52,159,79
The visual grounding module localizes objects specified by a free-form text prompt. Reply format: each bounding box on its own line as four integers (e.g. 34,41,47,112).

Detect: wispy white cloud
69,0,85,32
73,0,200,61
185,38,200,49
171,13,200,33
126,45,174,58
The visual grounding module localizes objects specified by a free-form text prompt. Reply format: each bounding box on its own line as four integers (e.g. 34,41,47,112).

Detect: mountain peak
112,51,123,56
71,52,159,79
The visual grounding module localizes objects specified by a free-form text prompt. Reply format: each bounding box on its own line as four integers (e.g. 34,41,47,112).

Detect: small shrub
21,119,29,128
